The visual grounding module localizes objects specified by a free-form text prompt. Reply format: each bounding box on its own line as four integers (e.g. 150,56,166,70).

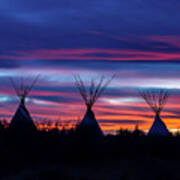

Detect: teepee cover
148,114,170,136
9,101,37,132
80,107,103,136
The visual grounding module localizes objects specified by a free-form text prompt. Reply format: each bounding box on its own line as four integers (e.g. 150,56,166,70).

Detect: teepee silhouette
8,76,38,133
140,90,171,136
75,75,114,137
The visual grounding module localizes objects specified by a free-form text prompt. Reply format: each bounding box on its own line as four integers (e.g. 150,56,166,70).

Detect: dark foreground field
3,157,180,180
1,128,180,180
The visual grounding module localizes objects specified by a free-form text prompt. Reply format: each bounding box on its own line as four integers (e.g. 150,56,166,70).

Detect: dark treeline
1,123,180,180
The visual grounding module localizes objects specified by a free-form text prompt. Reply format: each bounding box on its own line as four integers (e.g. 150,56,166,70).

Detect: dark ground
0,127,180,180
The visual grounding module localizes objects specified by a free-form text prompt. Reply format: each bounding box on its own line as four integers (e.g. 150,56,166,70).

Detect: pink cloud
0,46,180,61
147,35,180,48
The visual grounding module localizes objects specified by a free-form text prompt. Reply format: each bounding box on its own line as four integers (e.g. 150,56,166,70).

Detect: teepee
140,90,171,136
8,77,38,133
75,75,113,137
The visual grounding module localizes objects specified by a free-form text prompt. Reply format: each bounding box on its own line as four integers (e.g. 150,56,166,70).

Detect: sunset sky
0,0,180,134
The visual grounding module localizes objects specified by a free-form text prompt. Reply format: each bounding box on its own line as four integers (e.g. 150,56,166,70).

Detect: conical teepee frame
140,89,170,136
8,76,39,133
75,75,114,136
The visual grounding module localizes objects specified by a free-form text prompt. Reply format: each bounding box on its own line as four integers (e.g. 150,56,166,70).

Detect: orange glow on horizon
1,98,180,133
